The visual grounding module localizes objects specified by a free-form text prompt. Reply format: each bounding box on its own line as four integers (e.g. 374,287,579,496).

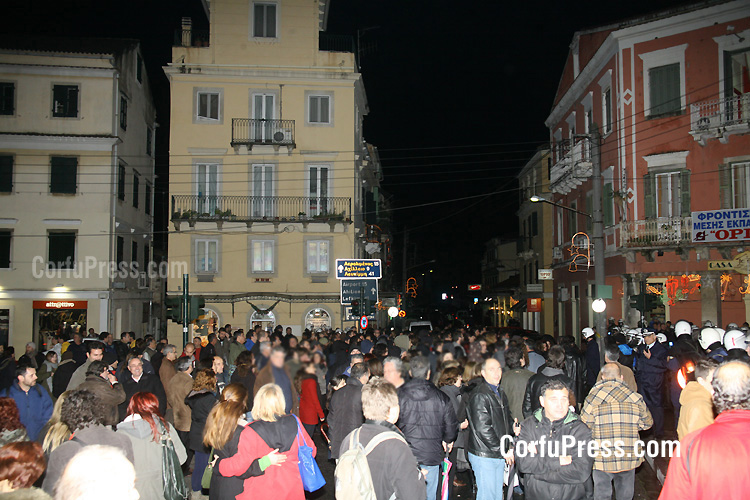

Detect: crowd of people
0,319,748,500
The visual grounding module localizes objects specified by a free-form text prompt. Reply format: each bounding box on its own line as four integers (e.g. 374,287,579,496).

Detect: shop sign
33,301,88,310
692,209,750,243
527,298,542,312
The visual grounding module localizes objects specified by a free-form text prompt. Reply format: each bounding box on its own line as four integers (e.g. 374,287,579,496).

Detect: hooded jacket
676,381,714,441
523,367,575,418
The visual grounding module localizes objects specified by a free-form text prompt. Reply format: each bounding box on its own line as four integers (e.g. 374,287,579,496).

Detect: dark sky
7,0,690,298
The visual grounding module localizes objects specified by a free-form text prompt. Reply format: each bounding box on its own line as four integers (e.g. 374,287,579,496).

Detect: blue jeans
192,451,209,492
421,464,440,500
468,453,505,500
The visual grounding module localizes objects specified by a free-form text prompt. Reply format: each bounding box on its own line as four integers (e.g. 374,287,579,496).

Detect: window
131,241,138,268
655,172,680,217
146,126,153,157
50,157,77,194
0,82,14,115
197,163,219,214
48,232,75,269
132,172,139,208
197,92,220,121
643,170,690,218
116,236,124,266
308,165,330,215
602,87,612,134
251,164,274,216
196,239,218,273
119,95,128,130
136,53,143,84
145,183,152,215
252,240,274,273
0,155,12,193
568,201,578,238
52,85,78,118
603,182,614,227
118,163,126,201
721,162,750,209
649,63,681,116
307,240,329,274
530,212,538,237
143,243,149,271
253,2,277,38
308,95,330,124
0,231,10,268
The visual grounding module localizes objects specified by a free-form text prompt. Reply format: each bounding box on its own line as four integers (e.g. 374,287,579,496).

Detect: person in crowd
36,351,58,397
255,341,272,372
46,334,63,360
230,351,256,411
119,356,166,421
0,441,50,499
1,365,53,441
38,392,71,458
525,338,546,374
516,379,594,500
582,327,600,389
51,351,76,399
186,368,218,496
660,360,750,499
0,397,28,446
182,342,198,364
218,383,314,500
397,355,457,500
581,363,653,500
596,342,637,391
328,362,370,459
142,336,157,361
149,342,166,376
167,357,195,475
17,342,43,370
326,374,348,411
698,327,728,362
311,351,327,395
465,357,515,500
523,345,575,418
213,356,228,394
254,346,298,415
200,333,218,363
227,331,247,371
501,346,534,422
42,389,134,494
158,344,178,389
560,335,586,406
723,328,750,362
367,356,385,378
77,360,125,427
116,391,187,499
438,366,468,492
113,332,134,364
66,341,105,391
383,356,406,388
0,347,16,393
676,357,718,440
635,329,668,438
52,445,138,500
295,362,325,438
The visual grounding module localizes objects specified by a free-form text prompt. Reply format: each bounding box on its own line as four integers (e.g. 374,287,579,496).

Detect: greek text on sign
692,209,750,243
340,279,379,305
336,259,382,279
538,269,553,280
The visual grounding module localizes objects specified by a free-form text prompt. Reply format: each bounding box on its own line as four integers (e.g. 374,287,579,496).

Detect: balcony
620,216,692,248
550,136,592,195
173,29,210,47
231,118,295,154
319,33,355,53
690,93,750,145
171,195,351,228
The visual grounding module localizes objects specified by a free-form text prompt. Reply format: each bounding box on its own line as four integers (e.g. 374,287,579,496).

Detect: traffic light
351,300,360,317
165,296,183,324
188,295,206,323
629,293,660,313
364,298,372,316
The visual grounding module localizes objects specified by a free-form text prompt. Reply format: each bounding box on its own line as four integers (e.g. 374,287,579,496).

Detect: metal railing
171,195,352,222
319,33,355,53
173,29,210,47
550,136,592,194
691,93,750,133
231,118,295,149
620,216,692,247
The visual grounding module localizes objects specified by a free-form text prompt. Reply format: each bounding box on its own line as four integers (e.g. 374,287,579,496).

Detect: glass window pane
210,94,219,119
266,5,276,37
308,242,317,272
264,242,273,271
252,241,262,271
199,93,207,117
254,4,265,36
209,241,217,271
310,96,319,122
319,241,328,272
197,241,206,271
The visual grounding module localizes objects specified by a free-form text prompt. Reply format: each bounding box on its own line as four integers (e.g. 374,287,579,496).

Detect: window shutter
0,156,12,193
603,183,614,226
643,173,655,219
680,170,691,216
719,163,730,209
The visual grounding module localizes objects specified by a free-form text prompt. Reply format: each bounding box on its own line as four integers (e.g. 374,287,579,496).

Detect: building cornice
0,134,118,151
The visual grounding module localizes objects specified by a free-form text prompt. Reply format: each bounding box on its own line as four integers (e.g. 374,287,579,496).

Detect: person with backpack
336,377,426,500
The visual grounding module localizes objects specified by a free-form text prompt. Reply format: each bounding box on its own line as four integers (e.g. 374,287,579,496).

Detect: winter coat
523,367,575,418
564,346,586,405
0,487,52,500
185,389,217,453
1,382,53,441
634,341,668,408
596,362,637,392
516,409,594,500
159,359,177,392
218,415,313,500
584,339,600,388
465,379,514,458
500,366,534,422
230,368,257,412
167,371,194,432
116,415,188,500
528,351,546,374
51,359,76,399
118,372,167,422
77,374,126,426
42,424,134,494
440,383,467,448
200,342,217,362
36,361,56,397
328,377,365,459
339,421,427,500
298,376,325,425
676,381,714,441
65,359,91,391
209,423,259,499
253,362,299,416
227,341,246,366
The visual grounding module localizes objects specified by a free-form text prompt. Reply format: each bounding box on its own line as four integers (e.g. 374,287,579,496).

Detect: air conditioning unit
138,272,149,289
553,247,563,259
272,128,292,143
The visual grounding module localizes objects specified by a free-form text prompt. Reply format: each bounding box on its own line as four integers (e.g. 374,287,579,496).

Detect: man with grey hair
661,361,750,499
18,341,43,369
159,344,178,401
118,356,166,421
596,342,637,392
383,356,406,388
169,356,195,475
256,341,272,371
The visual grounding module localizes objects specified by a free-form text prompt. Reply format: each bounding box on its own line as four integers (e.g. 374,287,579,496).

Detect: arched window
250,309,276,331
305,308,331,330
191,308,220,337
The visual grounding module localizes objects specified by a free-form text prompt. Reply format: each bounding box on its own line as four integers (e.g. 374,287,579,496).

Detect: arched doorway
304,308,331,331
249,309,276,331
191,308,220,337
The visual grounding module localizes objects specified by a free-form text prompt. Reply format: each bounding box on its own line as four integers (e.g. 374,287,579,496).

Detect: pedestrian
229,351,256,412
660,361,750,499
186,368,218,496
0,397,28,446
383,356,406,389
18,342,44,370
65,341,105,391
118,356,166,421
254,346,298,415
581,363,653,500
213,356,228,394
561,335,586,405
113,332,133,364
582,327,600,389
0,441,50,499
51,351,76,399
596,342,637,391
723,328,750,363
77,360,126,426
159,344,178,388
52,445,138,500
167,356,195,475
523,345,576,418
295,363,325,438
500,346,534,422
328,362,370,459
36,351,58,397
200,333,218,363
116,391,187,499
38,391,72,457
676,358,718,440
525,338,546,374
698,327,728,362
635,330,668,438
1,365,53,441
438,366,469,493
227,331,247,372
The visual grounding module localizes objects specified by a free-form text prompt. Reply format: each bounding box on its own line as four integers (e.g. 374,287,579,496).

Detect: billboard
692,209,750,243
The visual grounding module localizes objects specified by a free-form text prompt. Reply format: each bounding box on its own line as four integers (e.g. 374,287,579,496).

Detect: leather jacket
465,380,513,458
522,367,575,418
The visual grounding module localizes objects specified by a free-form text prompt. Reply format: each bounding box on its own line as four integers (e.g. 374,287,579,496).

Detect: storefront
33,300,87,350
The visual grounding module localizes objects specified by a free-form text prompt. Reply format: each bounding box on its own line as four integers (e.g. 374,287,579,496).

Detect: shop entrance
33,300,87,351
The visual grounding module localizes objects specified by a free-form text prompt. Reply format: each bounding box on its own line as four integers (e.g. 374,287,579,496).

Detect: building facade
546,0,750,338
0,38,158,351
480,238,520,327
165,0,385,341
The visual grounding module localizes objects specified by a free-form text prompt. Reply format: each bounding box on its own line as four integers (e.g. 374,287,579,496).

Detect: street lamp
592,298,607,313
530,195,592,219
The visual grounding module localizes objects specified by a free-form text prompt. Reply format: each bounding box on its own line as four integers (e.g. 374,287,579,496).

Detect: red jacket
660,409,750,500
299,377,325,425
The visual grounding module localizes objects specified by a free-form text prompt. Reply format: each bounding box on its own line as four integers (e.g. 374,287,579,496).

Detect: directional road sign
336,259,382,279
340,279,378,305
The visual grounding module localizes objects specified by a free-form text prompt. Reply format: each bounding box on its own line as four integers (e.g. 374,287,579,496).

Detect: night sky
6,0,690,301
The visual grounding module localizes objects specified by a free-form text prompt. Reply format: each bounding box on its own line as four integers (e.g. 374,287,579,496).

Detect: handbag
293,415,326,492
201,447,215,489
158,420,190,500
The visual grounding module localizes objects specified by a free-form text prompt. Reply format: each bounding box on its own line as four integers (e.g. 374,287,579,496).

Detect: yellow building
0,38,158,351
165,0,383,341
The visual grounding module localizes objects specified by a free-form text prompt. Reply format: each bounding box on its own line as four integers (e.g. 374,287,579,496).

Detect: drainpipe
109,70,120,333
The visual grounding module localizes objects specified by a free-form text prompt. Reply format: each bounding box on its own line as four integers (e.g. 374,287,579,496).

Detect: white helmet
582,327,595,339
724,329,748,350
699,327,722,350
727,322,739,330
715,327,726,339
703,320,714,328
656,333,668,344
674,320,692,337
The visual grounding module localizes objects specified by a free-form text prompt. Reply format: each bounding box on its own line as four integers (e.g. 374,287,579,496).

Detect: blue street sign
336,259,382,279
340,279,379,305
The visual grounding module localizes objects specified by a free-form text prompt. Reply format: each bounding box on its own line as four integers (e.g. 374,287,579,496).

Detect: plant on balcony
312,210,347,221
174,209,200,220
214,208,235,219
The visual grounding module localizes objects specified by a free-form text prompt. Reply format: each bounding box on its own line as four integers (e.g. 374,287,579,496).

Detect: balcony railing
620,216,692,248
319,33,355,53
171,195,352,224
231,118,295,152
173,29,210,47
690,93,750,144
550,136,592,194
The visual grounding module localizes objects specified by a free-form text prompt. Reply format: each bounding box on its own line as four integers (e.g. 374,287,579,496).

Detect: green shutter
719,163,730,209
643,173,655,219
603,182,614,226
680,170,691,216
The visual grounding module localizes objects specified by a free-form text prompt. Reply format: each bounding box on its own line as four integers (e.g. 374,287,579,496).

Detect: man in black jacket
118,356,166,421
523,346,576,418
465,357,515,500
328,362,370,459
516,379,594,500
398,356,458,500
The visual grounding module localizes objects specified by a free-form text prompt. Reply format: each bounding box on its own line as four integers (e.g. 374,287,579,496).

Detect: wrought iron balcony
231,118,295,153
690,93,750,145
319,33,355,53
171,195,352,225
173,29,210,47
620,216,692,248
550,136,592,195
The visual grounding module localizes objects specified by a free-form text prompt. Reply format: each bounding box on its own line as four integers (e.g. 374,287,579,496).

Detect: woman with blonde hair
38,391,71,456
218,383,315,500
